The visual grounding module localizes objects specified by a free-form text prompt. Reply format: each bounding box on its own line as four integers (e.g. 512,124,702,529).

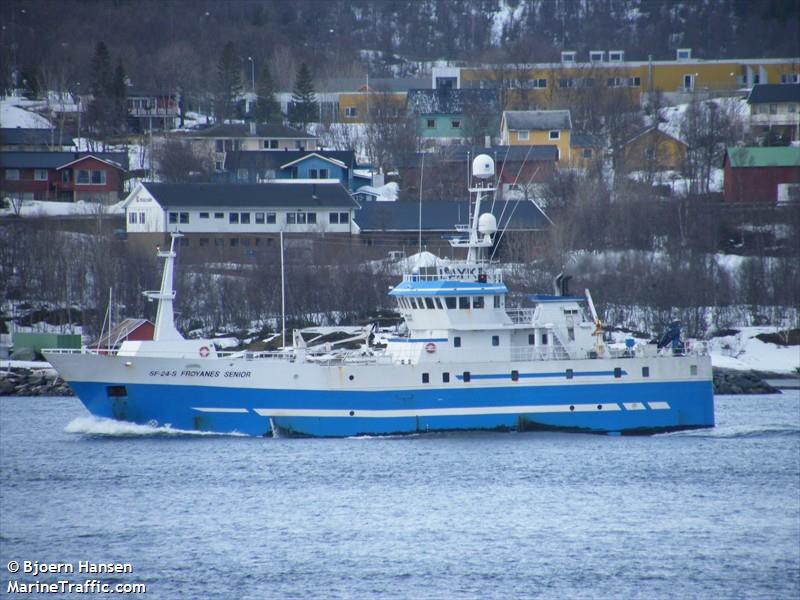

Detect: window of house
473,296,484,309
769,104,778,115
583,148,593,159
453,336,461,348
241,238,250,247
319,168,329,179
345,107,358,118
561,51,576,63
559,78,574,88
683,74,694,90
549,130,560,140
555,148,560,161
645,148,655,160
286,213,296,225
781,73,800,84
255,212,265,224
237,168,248,181
76,169,90,184
61,170,70,183
34,169,48,181
451,119,461,129
307,212,316,224
458,297,469,309
295,141,304,149
139,212,145,224
609,50,624,62
215,238,224,247
179,212,189,224
309,169,318,179
630,76,641,87
215,161,223,171
266,213,276,224
534,78,547,88
270,140,279,149
677,48,692,60
338,212,349,223
287,212,307,225
128,212,136,224
590,51,604,63
230,238,239,247
169,212,178,224
426,118,436,129
200,212,209,219
199,238,209,247
215,140,224,152
5,169,20,180
179,238,189,247
215,212,224,219
491,335,499,346
445,297,456,309
607,77,620,88
518,130,529,141
229,212,239,224
240,212,251,224
91,170,106,184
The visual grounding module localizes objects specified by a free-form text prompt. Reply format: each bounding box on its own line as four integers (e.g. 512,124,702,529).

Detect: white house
123,181,359,242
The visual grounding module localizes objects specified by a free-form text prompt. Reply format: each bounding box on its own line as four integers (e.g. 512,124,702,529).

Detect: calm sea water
1,393,798,600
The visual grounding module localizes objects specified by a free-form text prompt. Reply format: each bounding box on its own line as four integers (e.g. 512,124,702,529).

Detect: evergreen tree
289,63,318,128
215,41,242,122
112,60,128,134
87,42,128,138
253,64,282,123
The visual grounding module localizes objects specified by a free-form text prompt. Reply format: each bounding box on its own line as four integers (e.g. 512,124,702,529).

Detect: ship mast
143,233,184,341
451,154,498,264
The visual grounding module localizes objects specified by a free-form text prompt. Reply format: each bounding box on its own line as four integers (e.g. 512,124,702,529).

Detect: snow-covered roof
406,88,498,115
280,152,347,170
355,182,399,201
502,110,572,131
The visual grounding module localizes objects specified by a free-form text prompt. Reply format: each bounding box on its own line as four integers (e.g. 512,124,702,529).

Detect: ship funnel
478,213,497,235
472,154,495,179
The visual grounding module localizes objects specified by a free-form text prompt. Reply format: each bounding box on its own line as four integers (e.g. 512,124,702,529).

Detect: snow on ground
708,327,799,374
0,199,126,217
1,97,52,128
491,0,526,45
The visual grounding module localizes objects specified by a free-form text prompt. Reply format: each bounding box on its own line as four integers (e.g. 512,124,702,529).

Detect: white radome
472,154,495,179
478,212,497,235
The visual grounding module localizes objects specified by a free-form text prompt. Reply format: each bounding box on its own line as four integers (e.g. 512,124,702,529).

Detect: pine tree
253,64,282,123
215,41,242,122
111,60,128,134
87,42,116,139
289,63,318,128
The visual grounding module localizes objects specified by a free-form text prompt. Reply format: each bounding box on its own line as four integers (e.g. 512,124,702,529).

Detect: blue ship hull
70,379,715,437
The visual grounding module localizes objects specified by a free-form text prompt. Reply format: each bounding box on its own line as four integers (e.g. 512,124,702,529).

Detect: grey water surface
1,393,798,599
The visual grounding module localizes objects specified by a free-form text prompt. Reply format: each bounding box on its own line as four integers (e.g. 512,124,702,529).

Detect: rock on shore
712,368,780,395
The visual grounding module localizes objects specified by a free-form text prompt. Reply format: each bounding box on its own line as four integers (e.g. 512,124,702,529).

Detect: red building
723,147,800,203
1,151,128,203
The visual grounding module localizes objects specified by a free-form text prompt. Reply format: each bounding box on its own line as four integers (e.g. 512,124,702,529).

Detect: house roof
724,146,800,168
92,318,152,347
56,154,128,171
280,152,347,170
746,84,800,104
223,150,358,172
0,128,74,147
571,133,605,148
502,110,572,131
620,125,687,148
0,151,129,170
140,182,359,209
354,199,550,232
394,145,558,168
318,77,429,93
406,89,498,115
183,123,315,139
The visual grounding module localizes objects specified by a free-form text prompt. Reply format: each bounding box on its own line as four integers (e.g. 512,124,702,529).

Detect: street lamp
247,56,255,93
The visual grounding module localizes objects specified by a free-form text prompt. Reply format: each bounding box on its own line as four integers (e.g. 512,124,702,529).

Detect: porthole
348,374,354,381
569,405,575,411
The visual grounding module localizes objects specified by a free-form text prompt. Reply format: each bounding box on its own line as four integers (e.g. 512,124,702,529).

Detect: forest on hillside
3,0,798,96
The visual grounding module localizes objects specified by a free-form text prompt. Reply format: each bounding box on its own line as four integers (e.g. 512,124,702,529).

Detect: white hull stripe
623,402,646,410
248,403,624,418
191,407,250,414
648,401,671,410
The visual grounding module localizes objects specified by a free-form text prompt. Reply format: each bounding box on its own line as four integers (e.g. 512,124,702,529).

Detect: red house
723,147,800,203
1,151,128,203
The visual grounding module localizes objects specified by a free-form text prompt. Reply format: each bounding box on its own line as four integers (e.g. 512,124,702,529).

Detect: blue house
406,88,499,145
222,150,369,192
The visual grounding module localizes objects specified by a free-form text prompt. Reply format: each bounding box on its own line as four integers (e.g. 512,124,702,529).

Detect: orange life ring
199,346,210,358
425,342,436,354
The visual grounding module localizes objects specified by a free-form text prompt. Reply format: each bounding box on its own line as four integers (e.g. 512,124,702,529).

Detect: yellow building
619,126,687,172
499,110,572,163
570,133,606,169
338,89,407,123
454,51,800,108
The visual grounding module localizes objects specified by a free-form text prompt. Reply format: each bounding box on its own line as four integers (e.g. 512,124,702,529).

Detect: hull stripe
648,401,671,410
191,407,250,413
251,403,622,418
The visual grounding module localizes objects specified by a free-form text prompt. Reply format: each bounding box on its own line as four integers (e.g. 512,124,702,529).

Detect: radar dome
472,154,495,179
478,213,498,235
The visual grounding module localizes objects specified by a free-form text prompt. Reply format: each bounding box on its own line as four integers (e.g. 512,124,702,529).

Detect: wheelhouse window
458,297,469,309
473,296,484,309
425,297,435,309
445,297,457,309
494,296,501,308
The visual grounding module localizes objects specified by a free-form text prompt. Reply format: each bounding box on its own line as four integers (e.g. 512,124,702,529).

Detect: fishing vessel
45,154,714,437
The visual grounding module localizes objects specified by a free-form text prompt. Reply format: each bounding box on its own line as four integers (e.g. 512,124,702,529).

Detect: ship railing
505,308,536,324
402,267,504,283
510,346,572,361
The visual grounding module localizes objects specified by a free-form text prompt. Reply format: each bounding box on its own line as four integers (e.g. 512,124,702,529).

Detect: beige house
499,110,572,163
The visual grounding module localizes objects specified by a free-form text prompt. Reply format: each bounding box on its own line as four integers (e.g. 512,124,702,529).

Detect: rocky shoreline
0,365,790,397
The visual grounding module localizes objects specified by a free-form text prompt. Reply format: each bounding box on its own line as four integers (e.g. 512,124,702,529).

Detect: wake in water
662,423,800,438
64,416,246,438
